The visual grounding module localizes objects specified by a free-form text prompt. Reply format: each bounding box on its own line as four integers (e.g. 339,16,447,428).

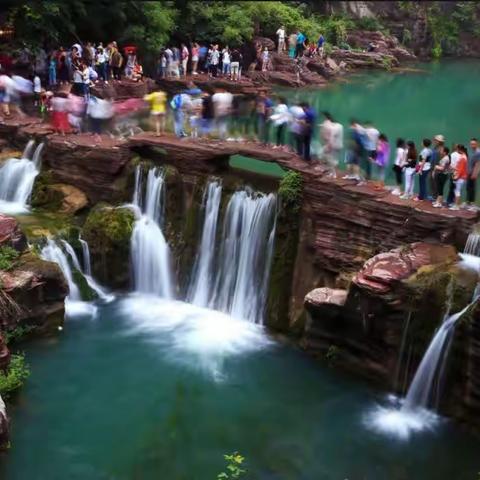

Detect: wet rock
330,48,399,69
0,252,68,332
43,134,132,204
0,214,27,252
49,184,88,214
303,242,474,391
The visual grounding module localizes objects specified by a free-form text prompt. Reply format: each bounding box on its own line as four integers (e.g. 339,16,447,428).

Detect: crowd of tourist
1,35,479,211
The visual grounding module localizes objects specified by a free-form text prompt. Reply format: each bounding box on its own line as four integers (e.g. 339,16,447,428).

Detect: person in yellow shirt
143,90,167,136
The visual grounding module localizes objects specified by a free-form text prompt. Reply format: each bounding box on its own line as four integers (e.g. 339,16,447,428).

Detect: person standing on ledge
276,25,286,53
417,138,432,201
319,111,343,178
295,30,306,58
288,31,298,58
144,90,167,136
467,138,480,211
450,144,468,210
300,102,315,162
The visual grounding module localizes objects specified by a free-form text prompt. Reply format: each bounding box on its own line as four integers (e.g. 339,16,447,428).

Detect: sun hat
434,134,445,143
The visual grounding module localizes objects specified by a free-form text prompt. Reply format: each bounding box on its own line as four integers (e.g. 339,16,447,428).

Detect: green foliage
4,325,35,345
321,16,354,45
0,353,30,399
381,56,393,71
355,16,383,32
431,43,442,59
83,206,135,254
217,452,246,479
0,246,20,271
278,171,303,213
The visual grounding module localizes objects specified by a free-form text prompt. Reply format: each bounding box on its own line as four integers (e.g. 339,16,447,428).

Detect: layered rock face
304,242,480,423
0,215,68,332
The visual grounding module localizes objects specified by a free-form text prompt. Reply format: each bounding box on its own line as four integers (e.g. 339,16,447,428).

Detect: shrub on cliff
82,206,135,255
0,353,30,399
278,171,303,213
0,247,20,271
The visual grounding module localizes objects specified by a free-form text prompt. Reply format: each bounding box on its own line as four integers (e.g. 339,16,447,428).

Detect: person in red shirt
450,144,468,210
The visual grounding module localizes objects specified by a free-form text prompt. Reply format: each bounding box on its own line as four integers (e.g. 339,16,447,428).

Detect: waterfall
188,181,222,307
130,165,174,298
22,139,35,159
464,231,480,257
394,312,412,393
0,141,43,213
79,238,92,276
403,300,477,411
61,239,114,303
210,189,277,324
41,239,81,301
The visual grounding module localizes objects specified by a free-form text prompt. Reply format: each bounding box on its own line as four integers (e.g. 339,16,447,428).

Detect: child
433,146,450,207
450,145,468,210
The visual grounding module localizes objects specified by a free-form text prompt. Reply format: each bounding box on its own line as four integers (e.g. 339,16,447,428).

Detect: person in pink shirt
191,43,199,75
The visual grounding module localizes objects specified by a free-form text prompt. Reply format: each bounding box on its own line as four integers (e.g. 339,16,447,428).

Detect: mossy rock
30,170,64,211
278,170,303,214
82,205,135,255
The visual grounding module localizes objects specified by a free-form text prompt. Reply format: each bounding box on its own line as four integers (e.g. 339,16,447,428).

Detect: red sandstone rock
353,243,458,294
305,288,347,309
0,214,27,252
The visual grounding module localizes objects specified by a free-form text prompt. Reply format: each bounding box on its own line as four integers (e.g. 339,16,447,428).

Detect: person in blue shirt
300,102,315,161
317,34,325,57
295,31,306,58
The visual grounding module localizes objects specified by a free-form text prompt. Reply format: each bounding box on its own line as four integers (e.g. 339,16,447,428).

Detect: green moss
30,170,63,210
83,205,135,254
278,171,303,214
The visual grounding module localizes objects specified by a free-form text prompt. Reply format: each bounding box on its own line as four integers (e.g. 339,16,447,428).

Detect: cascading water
0,141,43,214
41,238,97,317
130,165,174,298
210,189,277,324
61,239,114,303
464,230,480,257
403,301,476,410
79,238,92,276
188,180,222,307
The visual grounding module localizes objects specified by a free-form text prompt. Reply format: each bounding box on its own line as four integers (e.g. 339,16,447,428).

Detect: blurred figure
375,133,390,187
344,119,365,181
289,103,305,154
255,91,273,144
170,92,191,137
51,91,70,135
67,93,86,133
201,92,214,137
87,95,114,143
300,102,315,161
95,45,108,82
261,48,269,72
269,97,290,147
212,88,233,140
222,46,231,77
320,112,343,178
144,90,167,136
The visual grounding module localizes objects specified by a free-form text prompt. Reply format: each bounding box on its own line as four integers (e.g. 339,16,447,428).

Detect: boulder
302,242,476,392
49,184,88,214
329,49,399,69
253,37,276,51
0,252,68,331
0,214,27,252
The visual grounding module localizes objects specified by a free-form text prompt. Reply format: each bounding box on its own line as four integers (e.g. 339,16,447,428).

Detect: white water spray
188,180,222,307
0,141,43,214
61,239,114,303
130,165,174,298
210,189,277,324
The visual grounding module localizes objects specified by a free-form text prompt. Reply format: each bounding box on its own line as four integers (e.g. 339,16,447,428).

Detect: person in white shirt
392,138,407,195
33,74,41,106
364,121,379,180
221,47,231,77
276,26,286,53
269,97,290,147
212,89,233,139
320,112,343,178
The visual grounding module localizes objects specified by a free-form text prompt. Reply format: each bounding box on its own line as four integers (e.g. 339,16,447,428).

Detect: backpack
170,94,182,110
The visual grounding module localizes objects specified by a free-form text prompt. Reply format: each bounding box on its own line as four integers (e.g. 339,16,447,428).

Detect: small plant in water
217,452,246,479
326,345,339,364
